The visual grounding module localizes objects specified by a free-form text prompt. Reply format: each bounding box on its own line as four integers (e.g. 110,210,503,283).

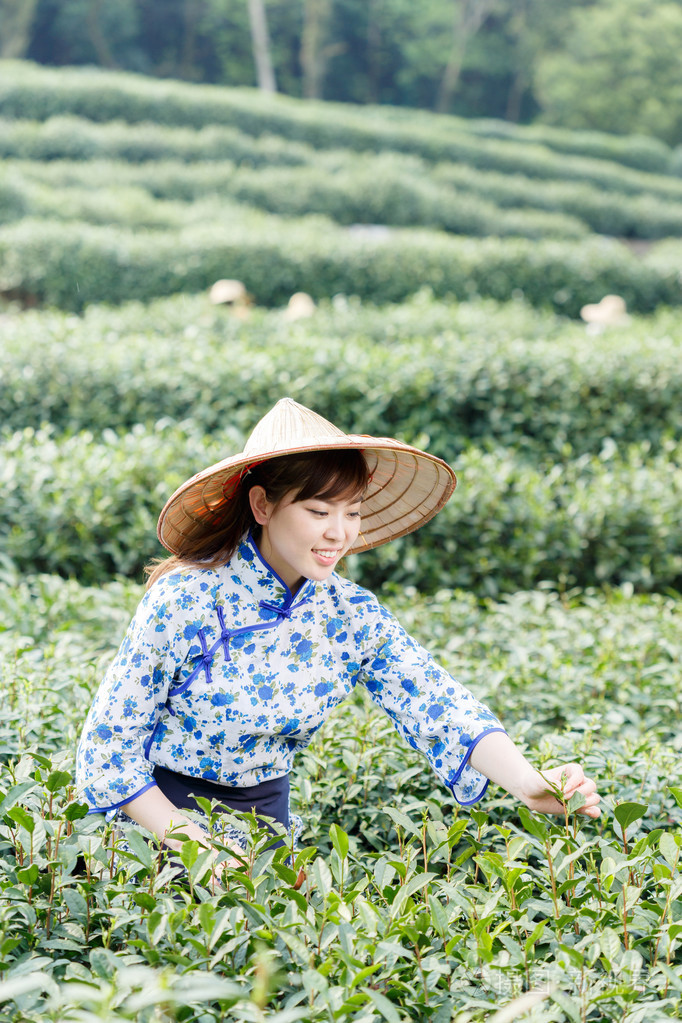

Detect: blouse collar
233,532,318,610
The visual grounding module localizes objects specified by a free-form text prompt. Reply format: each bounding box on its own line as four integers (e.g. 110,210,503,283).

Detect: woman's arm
121,786,214,851
468,731,601,818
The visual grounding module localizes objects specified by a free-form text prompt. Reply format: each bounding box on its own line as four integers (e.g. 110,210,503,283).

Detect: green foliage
3,292,682,456
0,575,681,1020
0,155,590,240
1,61,679,183
3,418,682,595
536,0,682,146
1,214,679,314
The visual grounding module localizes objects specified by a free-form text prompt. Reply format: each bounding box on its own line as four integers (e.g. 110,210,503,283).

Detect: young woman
76,398,600,865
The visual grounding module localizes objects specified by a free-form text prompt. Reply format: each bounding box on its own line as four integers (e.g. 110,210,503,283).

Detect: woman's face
249,486,362,593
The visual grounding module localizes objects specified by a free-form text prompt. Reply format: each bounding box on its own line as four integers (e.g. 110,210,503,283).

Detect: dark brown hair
145,448,370,588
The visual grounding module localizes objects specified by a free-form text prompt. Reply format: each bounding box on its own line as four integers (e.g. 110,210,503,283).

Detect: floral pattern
76,534,505,814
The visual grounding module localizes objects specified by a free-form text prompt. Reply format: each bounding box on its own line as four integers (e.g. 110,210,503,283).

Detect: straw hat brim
157,435,456,556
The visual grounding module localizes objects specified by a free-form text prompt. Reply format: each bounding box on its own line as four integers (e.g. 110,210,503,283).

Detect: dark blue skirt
153,764,290,834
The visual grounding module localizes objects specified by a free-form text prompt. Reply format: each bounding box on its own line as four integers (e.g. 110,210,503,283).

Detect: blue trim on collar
246,530,316,605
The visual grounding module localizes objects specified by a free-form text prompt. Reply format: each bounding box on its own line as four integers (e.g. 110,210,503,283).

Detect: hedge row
461,118,672,175
376,102,676,174
2,64,681,194
1,216,679,315
11,148,682,242
433,163,682,240
0,164,589,241
3,422,681,595
0,115,311,167
3,292,682,458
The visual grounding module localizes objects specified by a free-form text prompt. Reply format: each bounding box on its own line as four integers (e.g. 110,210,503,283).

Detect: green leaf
125,827,153,868
133,891,156,912
61,887,88,920
613,801,648,832
668,786,682,809
382,806,420,837
329,823,349,860
659,831,680,869
46,770,72,793
311,857,332,897
524,918,547,956
517,806,548,841
349,963,383,990
179,838,199,871
62,801,89,822
17,864,40,885
362,987,402,1023
6,805,35,834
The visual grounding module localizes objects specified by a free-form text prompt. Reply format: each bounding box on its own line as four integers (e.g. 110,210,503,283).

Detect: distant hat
580,294,630,326
209,279,249,305
283,292,316,321
157,398,456,555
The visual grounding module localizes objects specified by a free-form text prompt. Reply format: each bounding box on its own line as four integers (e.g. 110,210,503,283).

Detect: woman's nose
324,515,344,539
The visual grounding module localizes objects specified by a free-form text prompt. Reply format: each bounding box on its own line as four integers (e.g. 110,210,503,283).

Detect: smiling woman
74,398,600,878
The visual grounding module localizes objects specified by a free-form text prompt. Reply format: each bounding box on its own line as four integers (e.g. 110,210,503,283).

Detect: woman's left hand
519,762,601,818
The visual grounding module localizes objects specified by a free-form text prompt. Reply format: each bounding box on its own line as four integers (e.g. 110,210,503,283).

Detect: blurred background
2,0,682,144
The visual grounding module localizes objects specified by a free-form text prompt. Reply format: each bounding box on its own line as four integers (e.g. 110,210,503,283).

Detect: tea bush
2,294,681,457
3,421,682,594
0,571,680,1021
0,162,590,240
432,163,682,239
0,114,312,167
1,215,679,314
1,62,680,191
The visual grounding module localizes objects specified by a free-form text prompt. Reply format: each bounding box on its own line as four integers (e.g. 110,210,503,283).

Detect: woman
76,398,600,866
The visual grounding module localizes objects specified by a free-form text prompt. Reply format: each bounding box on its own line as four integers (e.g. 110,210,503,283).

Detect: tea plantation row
0,61,676,177
1,570,680,1021
3,419,681,595
0,157,591,241
2,294,681,456
4,123,682,238
2,213,681,314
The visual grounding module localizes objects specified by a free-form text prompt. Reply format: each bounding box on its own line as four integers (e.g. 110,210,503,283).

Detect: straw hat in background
283,292,316,321
157,398,457,556
208,279,253,318
579,294,631,331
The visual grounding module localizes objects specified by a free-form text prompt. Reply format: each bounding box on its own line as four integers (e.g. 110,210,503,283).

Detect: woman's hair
145,448,370,588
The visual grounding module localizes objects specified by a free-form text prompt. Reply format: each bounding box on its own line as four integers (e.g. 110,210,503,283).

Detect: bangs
291,450,370,504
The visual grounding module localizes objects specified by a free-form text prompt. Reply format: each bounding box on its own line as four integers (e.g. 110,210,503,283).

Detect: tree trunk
179,0,200,80
436,0,495,113
85,0,119,69
366,0,382,104
301,0,332,100
0,0,39,58
248,0,277,92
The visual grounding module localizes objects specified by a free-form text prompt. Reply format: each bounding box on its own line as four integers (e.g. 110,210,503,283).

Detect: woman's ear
249,485,271,526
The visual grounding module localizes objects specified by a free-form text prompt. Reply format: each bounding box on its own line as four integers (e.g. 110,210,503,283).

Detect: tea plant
1,572,680,1021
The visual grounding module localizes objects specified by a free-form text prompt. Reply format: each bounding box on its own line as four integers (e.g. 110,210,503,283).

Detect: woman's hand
518,762,601,818
468,732,601,819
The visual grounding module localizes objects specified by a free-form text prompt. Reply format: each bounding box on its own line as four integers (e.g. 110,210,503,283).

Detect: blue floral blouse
76,535,505,814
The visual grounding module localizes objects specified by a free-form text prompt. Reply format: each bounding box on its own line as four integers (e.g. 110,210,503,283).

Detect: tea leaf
613,802,648,832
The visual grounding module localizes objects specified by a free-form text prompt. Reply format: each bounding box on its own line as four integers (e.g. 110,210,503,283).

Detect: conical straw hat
157,398,456,555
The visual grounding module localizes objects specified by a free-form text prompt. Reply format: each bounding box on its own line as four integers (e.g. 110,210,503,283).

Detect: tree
536,0,682,145
301,0,345,99
247,0,276,91
0,0,40,58
436,0,497,113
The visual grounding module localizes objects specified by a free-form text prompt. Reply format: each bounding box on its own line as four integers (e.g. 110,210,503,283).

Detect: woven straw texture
157,399,456,555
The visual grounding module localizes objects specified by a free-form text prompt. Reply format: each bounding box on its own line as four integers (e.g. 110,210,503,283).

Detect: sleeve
75,573,201,814
356,599,506,806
